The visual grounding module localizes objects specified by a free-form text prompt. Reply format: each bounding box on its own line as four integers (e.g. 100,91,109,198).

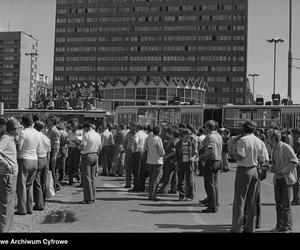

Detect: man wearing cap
0,118,21,232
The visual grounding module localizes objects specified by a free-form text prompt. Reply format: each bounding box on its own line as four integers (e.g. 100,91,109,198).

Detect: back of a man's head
34,121,44,132
243,120,256,134
205,120,216,132
21,114,33,127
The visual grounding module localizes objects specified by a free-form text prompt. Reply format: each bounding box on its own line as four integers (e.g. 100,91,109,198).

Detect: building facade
53,0,248,105
0,31,38,109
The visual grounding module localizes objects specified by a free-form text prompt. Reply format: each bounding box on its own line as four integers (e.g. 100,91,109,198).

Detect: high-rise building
53,0,248,105
0,31,38,109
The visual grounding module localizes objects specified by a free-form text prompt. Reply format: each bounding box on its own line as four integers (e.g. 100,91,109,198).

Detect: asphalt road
11,163,300,233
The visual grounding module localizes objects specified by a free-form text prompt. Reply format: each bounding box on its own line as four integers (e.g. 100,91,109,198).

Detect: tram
115,105,221,130
115,104,300,134
3,109,108,124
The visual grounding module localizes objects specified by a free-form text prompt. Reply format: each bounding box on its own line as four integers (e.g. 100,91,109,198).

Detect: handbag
45,170,56,198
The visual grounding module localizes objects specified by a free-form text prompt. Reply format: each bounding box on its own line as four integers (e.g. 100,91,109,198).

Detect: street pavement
11,163,300,233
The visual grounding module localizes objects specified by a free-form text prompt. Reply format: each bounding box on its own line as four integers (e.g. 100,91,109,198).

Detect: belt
81,152,98,156
237,165,257,168
69,147,78,150
38,156,47,159
207,159,220,162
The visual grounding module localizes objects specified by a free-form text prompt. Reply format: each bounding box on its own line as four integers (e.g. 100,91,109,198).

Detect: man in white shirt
231,120,267,233
16,114,41,215
33,121,51,211
0,118,21,232
79,121,102,204
146,126,165,201
130,124,148,192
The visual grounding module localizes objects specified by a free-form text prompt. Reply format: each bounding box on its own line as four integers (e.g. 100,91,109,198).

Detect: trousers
16,159,38,214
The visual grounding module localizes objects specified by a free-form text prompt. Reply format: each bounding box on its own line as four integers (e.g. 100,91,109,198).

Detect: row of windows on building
55,45,245,53
0,64,19,69
56,14,245,23
207,97,244,104
53,86,205,102
57,36,244,44
0,48,20,53
54,65,245,72
0,40,20,45
53,75,244,84
207,86,244,93
56,55,244,62
56,3,245,12
56,25,245,33
56,35,245,43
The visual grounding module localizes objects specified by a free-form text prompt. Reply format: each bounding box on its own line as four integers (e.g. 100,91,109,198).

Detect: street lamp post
25,52,38,108
267,38,284,95
248,73,259,103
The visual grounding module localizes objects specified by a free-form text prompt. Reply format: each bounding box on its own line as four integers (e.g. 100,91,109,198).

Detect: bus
115,105,222,130
115,104,300,134
3,109,108,125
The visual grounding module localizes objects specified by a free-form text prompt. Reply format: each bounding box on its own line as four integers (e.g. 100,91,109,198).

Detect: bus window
282,114,293,129
295,114,300,128
137,108,158,126
223,108,251,128
118,114,128,126
128,113,137,125
181,113,191,126
158,108,180,127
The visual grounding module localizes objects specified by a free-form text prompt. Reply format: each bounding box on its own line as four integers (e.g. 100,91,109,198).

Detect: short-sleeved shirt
203,131,222,161
17,127,40,160
80,129,102,155
146,135,165,165
236,134,265,167
46,126,60,153
36,132,51,158
272,141,298,179
0,134,18,176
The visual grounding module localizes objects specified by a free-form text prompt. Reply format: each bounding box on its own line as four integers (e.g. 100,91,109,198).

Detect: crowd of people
0,113,299,233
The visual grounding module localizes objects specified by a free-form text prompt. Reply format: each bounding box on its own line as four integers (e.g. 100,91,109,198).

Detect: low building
69,77,207,111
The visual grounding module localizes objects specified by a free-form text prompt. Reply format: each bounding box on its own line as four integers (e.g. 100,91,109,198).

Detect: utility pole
288,0,292,102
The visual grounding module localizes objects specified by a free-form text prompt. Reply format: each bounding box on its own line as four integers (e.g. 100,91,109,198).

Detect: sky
0,0,300,103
